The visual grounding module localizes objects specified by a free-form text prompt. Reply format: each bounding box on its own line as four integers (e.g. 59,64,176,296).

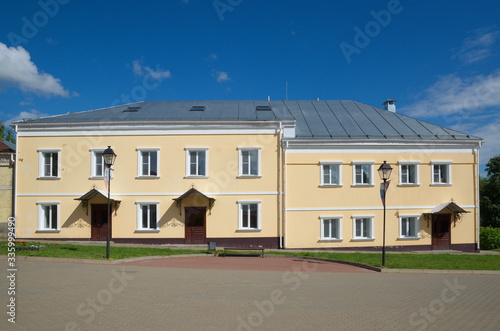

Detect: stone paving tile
1,257,499,330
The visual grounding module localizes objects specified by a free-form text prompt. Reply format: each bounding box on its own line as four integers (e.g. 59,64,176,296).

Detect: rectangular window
353,162,373,185
399,162,419,185
136,202,159,231
239,148,260,176
238,201,260,230
186,148,208,177
353,217,374,239
321,217,342,240
90,149,105,178
37,202,59,231
400,216,420,238
137,148,160,177
432,162,452,185
38,149,60,178
321,162,341,186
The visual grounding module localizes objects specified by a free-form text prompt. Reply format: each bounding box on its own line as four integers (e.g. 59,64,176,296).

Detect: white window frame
320,216,343,241
90,148,105,178
137,148,160,178
185,148,208,178
352,162,374,186
431,161,452,186
237,201,261,231
38,149,61,179
135,201,160,232
352,216,374,240
320,162,342,187
238,147,261,177
36,202,60,232
399,215,421,239
398,161,420,186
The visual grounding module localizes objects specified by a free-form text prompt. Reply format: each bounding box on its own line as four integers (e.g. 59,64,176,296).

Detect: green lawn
2,241,500,270
1,241,209,260
264,251,500,270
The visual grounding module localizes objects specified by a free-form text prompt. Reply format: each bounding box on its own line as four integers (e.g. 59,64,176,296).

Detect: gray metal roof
14,100,482,141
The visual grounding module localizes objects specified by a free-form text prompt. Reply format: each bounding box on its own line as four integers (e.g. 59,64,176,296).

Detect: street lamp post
102,146,117,260
377,160,392,267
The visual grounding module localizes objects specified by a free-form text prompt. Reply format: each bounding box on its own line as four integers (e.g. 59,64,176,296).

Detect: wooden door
91,204,110,240
185,207,206,244
432,214,451,250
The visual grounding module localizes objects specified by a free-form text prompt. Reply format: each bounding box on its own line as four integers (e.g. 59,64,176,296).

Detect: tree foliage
480,155,500,228
0,120,16,144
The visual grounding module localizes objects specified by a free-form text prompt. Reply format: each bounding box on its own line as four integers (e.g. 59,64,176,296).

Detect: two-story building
12,100,483,251
0,140,16,238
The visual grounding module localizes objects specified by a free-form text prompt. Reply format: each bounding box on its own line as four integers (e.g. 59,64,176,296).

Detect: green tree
0,120,16,144
480,155,500,228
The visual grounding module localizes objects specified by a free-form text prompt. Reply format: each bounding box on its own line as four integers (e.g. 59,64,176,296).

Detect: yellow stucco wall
284,149,478,249
0,165,14,223
15,133,281,240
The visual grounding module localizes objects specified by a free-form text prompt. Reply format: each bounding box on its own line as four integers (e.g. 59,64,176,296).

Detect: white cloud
0,42,71,97
6,109,47,125
402,70,500,118
451,28,499,64
213,70,231,83
132,60,172,80
451,114,500,165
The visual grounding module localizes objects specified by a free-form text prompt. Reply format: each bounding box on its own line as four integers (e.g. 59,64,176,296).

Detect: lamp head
102,146,117,167
378,161,392,181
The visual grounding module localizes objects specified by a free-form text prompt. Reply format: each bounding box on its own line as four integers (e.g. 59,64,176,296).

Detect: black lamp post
377,160,392,267
102,146,117,260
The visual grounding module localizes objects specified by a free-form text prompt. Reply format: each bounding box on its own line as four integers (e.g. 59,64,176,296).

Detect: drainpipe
475,145,480,251
283,140,288,249
277,122,283,249
13,125,18,239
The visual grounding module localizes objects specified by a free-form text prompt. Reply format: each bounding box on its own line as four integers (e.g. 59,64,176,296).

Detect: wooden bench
222,247,265,257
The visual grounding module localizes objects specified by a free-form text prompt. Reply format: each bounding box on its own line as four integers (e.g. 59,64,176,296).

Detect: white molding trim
18,191,281,197
287,205,476,211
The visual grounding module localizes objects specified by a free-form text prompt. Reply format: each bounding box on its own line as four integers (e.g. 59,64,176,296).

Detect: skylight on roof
190,106,206,111
256,105,272,111
124,106,141,112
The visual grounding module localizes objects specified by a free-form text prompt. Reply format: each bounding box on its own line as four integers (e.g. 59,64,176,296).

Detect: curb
380,268,500,275
0,254,212,265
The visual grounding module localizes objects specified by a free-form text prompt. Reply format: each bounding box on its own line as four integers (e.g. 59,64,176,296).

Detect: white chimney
382,99,397,113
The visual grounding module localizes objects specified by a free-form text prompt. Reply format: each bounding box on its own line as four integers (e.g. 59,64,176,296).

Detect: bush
480,227,500,250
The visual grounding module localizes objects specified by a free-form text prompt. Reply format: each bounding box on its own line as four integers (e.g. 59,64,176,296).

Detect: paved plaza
1,255,500,330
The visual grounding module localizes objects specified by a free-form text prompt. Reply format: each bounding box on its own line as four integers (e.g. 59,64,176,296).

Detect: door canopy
428,202,469,214
173,187,215,215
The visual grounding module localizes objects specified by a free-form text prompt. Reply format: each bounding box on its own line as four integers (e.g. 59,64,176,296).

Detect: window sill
136,176,160,180
319,239,343,242
351,238,375,242
351,184,374,188
237,175,262,179
37,177,61,180
236,229,262,232
397,236,421,240
431,183,452,187
36,230,60,233
184,176,208,179
398,184,420,187
135,230,160,233
319,184,342,188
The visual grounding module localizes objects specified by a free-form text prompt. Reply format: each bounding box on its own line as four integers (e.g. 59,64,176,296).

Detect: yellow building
0,140,16,238
13,100,483,251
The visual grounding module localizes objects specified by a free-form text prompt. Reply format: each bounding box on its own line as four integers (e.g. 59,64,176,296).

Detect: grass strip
266,251,500,270
1,241,209,260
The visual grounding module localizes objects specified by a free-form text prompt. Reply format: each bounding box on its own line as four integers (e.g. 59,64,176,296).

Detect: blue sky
0,0,499,170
